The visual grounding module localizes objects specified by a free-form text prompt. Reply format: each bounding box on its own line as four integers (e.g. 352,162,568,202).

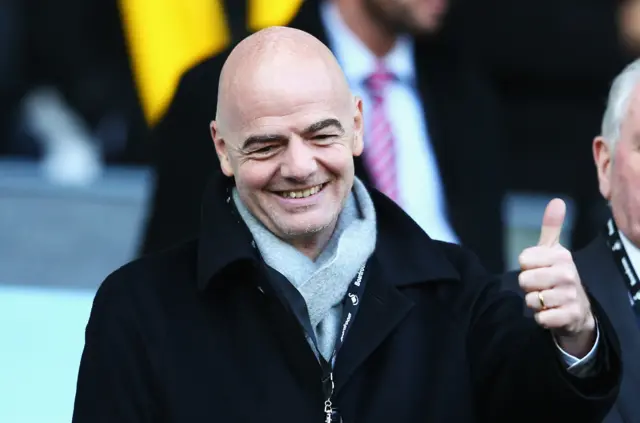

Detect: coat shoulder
423,240,527,323
94,240,199,307
432,240,493,280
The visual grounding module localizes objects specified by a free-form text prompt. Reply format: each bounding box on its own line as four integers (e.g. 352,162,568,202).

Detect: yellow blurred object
248,0,303,31
119,0,231,126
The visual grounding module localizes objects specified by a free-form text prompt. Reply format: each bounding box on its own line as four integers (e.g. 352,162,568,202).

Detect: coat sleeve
72,273,160,422
448,246,622,423
500,270,522,294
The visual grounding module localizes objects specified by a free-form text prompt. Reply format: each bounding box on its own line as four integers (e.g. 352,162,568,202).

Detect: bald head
215,27,352,138
209,27,365,255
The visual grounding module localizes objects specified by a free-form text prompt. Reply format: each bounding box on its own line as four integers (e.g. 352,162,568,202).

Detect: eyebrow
301,118,345,136
240,118,345,150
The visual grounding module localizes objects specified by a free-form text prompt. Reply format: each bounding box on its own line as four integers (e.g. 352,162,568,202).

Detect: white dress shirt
319,0,598,375
319,1,459,245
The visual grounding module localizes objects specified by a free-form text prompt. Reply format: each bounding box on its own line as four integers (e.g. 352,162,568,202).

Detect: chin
412,18,443,34
272,213,336,239
282,220,333,237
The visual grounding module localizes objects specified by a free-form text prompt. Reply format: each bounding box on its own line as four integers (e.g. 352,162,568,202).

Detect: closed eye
313,134,337,141
249,145,281,158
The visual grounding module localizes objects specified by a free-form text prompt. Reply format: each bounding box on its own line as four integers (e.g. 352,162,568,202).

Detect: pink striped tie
364,62,399,203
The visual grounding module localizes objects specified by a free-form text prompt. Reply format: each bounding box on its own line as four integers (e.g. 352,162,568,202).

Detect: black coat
502,235,640,423
73,175,621,423
138,0,506,272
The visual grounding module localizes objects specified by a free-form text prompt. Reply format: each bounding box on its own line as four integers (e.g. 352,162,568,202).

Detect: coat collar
196,174,259,290
196,174,460,291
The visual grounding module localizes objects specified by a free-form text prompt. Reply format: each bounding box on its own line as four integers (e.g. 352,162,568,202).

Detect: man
72,27,621,423
502,59,640,423
139,0,506,272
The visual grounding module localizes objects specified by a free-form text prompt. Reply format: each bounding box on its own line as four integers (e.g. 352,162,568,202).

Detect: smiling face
211,30,364,250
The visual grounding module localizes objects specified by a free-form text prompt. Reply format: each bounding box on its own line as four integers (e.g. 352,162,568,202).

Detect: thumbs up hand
518,199,596,358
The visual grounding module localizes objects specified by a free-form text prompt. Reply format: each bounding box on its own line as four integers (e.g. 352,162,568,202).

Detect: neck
333,0,397,57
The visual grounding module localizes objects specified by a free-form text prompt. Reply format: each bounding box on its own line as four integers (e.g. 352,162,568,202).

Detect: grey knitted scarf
232,178,377,361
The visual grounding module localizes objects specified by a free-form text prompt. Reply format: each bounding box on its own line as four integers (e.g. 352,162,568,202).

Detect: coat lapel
576,237,640,390
333,255,415,394
332,192,460,394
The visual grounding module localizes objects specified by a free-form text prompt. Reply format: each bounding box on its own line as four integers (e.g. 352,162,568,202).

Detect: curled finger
519,267,556,292
525,285,578,312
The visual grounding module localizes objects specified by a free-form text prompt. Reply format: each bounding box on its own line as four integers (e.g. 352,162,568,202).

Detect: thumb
538,198,566,247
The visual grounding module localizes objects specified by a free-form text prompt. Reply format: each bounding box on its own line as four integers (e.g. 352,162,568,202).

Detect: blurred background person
503,58,640,423
4,0,148,184
137,0,508,272
0,1,152,421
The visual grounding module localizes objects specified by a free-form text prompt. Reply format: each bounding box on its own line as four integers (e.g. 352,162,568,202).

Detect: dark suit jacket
502,235,640,423
74,174,621,423
139,0,506,272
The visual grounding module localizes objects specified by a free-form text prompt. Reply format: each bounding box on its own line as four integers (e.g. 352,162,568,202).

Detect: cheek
616,152,640,187
611,156,640,217
236,162,277,192
317,145,355,176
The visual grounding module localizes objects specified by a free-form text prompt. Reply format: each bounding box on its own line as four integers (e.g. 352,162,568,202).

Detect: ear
352,96,364,157
211,121,234,177
593,136,612,200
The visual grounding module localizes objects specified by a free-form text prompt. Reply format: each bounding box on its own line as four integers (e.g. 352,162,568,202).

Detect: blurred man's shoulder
163,50,233,118
179,51,232,92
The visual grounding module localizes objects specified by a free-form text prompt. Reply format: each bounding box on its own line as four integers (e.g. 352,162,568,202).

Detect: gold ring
538,291,546,310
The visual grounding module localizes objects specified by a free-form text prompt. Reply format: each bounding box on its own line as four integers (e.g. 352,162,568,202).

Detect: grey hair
601,58,640,150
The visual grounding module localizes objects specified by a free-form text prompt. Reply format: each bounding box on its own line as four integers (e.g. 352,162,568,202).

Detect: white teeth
280,184,323,199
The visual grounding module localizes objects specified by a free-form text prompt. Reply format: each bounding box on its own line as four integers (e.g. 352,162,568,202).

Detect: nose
280,137,318,180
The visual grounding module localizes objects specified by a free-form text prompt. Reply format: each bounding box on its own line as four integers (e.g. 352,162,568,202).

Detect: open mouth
274,182,328,199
